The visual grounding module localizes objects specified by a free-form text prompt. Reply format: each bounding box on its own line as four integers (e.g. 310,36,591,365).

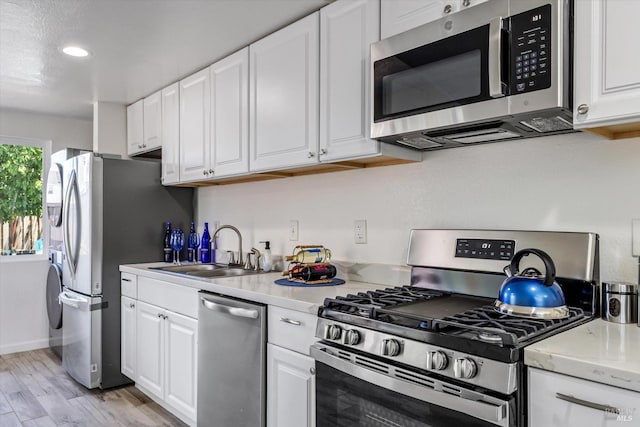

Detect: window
0,137,50,257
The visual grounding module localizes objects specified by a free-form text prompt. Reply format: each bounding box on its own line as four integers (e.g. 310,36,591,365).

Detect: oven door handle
311,343,511,427
489,16,505,98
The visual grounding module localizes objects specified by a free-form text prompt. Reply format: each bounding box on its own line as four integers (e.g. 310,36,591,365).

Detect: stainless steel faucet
212,225,243,266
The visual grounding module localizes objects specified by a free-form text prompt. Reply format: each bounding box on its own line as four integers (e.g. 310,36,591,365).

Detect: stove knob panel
326,324,342,341
453,358,477,379
426,351,448,371
381,339,402,357
343,329,361,346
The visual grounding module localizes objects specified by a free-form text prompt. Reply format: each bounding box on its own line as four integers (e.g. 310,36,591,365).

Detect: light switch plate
289,220,299,241
633,219,640,257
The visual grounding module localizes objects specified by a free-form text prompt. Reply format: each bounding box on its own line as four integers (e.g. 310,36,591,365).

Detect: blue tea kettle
494,248,569,319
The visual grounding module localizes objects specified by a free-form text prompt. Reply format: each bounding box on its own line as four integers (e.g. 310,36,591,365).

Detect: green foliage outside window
0,144,43,254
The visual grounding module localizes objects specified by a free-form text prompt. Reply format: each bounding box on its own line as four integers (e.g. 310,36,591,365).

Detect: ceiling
0,0,332,120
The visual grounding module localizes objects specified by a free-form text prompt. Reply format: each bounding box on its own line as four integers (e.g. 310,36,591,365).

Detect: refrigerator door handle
58,291,89,311
63,169,80,276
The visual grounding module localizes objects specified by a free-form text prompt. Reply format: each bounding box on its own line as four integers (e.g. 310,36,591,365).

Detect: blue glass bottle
187,222,196,262
163,221,172,263
200,222,211,263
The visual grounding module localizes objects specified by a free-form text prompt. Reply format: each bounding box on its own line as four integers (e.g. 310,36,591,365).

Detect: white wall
198,131,640,284
0,109,92,354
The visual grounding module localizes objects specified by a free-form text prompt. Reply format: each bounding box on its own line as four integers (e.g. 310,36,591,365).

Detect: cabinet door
380,0,487,39
180,68,211,182
267,344,315,427
164,310,198,422
249,13,320,172
320,0,380,162
528,368,640,426
126,99,144,155
136,301,164,400
573,0,640,131
143,90,162,151
120,296,137,380
211,47,249,177
161,83,180,185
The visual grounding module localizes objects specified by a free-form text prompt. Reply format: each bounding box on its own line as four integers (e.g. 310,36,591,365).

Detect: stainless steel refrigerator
59,152,193,389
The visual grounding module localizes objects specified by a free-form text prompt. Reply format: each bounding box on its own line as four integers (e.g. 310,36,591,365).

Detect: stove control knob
453,358,477,379
327,324,342,341
427,351,448,371
381,339,402,357
343,329,361,346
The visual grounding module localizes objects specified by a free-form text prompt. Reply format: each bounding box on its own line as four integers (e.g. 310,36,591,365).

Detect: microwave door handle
488,16,505,98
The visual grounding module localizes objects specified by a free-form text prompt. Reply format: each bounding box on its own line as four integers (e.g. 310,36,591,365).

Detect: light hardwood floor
0,348,186,427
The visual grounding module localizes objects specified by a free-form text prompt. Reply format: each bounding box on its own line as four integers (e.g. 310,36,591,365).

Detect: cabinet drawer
268,306,318,355
137,276,198,319
528,368,639,426
121,273,138,298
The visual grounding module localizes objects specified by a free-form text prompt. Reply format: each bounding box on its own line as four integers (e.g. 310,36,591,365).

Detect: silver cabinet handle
203,170,208,176
310,367,316,375
157,313,163,318
443,4,452,14
208,169,214,174
462,0,471,6
307,152,315,158
129,303,135,309
138,144,143,149
319,149,327,155
122,278,131,282
577,104,589,114
556,393,620,414
201,298,259,319
280,317,302,326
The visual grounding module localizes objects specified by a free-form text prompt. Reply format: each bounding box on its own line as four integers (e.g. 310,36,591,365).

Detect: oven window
316,362,498,427
382,50,481,116
373,24,491,122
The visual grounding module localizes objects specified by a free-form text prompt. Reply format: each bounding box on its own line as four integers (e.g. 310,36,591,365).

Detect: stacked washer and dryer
45,149,85,358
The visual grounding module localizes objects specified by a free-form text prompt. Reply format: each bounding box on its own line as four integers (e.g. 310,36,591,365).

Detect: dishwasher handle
201,297,259,319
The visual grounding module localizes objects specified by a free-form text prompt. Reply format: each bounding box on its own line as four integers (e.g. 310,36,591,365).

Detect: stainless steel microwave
371,0,574,150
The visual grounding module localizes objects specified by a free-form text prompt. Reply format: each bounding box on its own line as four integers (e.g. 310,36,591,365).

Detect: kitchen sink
150,264,264,278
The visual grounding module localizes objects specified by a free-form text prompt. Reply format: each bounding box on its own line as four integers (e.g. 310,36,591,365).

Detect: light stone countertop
525,319,640,393
119,262,406,315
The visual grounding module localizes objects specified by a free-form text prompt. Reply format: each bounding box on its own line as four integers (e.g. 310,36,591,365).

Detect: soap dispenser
260,241,272,272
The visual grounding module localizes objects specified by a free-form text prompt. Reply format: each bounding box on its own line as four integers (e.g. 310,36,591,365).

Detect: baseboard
0,338,49,355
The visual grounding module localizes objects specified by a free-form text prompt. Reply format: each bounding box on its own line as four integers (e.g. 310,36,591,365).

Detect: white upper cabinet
179,68,211,182
126,99,144,155
161,83,180,185
143,90,162,151
319,0,380,162
381,0,487,39
573,0,640,139
249,12,320,172
211,47,250,177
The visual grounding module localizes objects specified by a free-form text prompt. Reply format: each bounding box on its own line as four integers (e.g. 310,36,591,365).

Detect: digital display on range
455,239,516,260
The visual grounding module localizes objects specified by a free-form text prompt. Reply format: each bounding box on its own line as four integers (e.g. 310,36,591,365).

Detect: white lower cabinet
121,274,198,426
528,368,640,426
120,296,137,380
267,306,318,427
267,344,316,427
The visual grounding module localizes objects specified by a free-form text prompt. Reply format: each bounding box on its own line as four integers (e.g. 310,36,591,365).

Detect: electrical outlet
289,220,299,241
354,220,367,244
633,219,640,257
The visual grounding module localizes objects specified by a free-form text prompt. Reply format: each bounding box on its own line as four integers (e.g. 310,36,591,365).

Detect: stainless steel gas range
311,229,599,427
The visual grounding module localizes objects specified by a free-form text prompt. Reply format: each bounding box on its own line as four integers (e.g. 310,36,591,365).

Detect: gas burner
476,327,507,344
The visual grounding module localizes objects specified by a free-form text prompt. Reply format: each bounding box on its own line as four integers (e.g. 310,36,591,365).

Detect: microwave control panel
509,4,552,94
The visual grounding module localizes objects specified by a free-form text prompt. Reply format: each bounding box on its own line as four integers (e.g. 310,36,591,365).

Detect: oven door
311,343,514,427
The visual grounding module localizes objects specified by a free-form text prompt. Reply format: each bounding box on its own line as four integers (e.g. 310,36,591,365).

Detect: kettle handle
509,248,556,286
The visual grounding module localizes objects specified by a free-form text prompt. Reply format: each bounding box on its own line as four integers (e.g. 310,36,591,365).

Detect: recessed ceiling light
62,46,89,57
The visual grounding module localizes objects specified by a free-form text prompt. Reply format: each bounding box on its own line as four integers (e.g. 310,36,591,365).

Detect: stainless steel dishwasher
197,291,266,426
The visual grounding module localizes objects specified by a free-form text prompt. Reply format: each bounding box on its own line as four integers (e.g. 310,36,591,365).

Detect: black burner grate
320,285,586,347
